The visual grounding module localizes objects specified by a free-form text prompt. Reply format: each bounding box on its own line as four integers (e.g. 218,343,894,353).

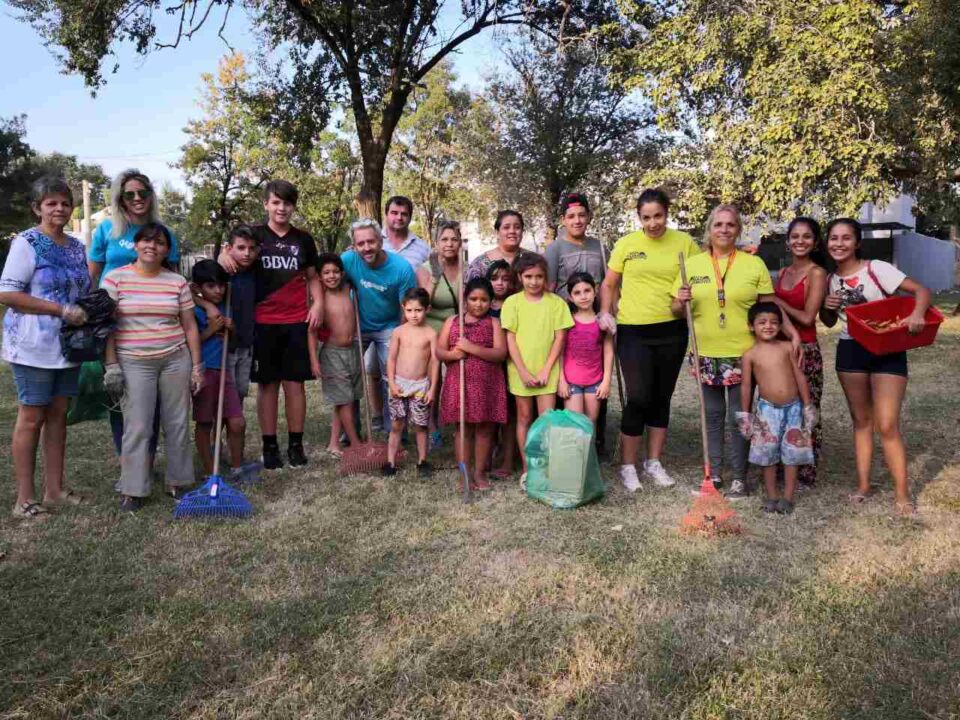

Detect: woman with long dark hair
773,217,828,487
820,218,930,515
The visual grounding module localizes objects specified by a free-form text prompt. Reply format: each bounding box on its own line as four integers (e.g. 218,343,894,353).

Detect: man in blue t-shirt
341,218,417,429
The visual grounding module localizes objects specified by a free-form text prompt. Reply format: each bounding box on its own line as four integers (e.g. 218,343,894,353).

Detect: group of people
1,170,932,520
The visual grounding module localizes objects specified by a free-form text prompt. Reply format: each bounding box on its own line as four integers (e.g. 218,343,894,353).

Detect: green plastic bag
66,361,109,426
524,409,604,508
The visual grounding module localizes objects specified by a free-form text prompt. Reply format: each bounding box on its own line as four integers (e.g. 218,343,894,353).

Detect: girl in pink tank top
557,273,614,434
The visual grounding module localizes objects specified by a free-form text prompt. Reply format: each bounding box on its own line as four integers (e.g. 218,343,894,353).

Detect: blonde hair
109,169,160,239
433,219,461,245
702,204,742,251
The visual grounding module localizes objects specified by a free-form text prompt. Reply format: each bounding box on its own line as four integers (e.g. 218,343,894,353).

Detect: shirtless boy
738,302,816,514
384,287,439,476
308,253,363,458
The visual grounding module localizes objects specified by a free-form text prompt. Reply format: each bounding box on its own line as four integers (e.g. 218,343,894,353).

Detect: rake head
173,475,253,520
680,477,741,537
339,441,393,476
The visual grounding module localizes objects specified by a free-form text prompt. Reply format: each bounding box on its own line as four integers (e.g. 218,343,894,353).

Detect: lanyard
710,250,736,327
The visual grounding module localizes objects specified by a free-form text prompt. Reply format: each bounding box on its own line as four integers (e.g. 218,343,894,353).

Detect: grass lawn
2,296,960,719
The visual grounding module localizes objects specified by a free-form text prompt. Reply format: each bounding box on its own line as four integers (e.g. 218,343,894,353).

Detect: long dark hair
825,217,863,259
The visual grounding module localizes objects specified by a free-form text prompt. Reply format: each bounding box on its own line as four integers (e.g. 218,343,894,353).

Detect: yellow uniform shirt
608,228,701,325
500,292,574,396
671,251,773,358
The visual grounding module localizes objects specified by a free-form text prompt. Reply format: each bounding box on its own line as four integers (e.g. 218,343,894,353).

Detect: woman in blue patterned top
0,177,91,520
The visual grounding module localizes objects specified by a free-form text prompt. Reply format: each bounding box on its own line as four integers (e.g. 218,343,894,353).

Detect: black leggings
618,327,687,437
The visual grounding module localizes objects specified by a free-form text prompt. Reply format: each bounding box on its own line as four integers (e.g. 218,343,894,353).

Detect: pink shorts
192,368,244,424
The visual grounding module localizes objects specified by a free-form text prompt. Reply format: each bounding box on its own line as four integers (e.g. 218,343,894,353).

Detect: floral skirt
688,354,743,387
799,341,824,485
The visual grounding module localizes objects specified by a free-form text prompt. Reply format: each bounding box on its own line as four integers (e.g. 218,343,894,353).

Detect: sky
0,4,505,193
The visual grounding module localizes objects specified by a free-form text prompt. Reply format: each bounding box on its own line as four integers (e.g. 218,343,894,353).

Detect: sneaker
287,444,308,467
618,464,642,492
776,498,795,515
416,460,433,478
643,459,676,488
381,462,397,476
262,445,284,470
725,479,750,500
711,475,723,490
761,498,778,513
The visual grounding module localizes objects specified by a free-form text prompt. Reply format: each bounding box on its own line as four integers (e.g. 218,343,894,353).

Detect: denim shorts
568,382,600,396
11,363,81,406
835,338,907,378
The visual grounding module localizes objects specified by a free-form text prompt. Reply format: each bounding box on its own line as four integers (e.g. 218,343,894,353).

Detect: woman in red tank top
773,217,828,487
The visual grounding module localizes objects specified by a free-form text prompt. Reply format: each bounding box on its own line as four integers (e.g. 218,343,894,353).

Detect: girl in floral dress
438,278,507,490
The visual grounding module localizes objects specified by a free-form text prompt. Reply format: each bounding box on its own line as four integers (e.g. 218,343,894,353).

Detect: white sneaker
643,459,676,488
619,464,642,492
725,479,749,500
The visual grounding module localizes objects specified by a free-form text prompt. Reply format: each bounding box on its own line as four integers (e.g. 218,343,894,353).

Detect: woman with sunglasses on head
820,218,930,515
89,170,181,457
772,217,828,489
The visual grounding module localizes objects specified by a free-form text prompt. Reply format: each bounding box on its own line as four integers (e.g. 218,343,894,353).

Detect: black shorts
252,322,312,384
835,338,907,377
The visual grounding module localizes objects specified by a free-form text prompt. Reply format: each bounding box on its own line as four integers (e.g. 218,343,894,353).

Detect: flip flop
325,448,343,460
12,501,49,520
489,469,512,480
43,489,86,507
894,500,916,517
848,491,870,504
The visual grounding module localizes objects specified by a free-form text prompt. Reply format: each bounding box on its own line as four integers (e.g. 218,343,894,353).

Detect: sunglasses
122,189,152,202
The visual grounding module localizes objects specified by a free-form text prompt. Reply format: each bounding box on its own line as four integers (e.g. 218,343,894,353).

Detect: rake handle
211,284,232,478
352,289,375,444
459,247,471,504
678,253,712,479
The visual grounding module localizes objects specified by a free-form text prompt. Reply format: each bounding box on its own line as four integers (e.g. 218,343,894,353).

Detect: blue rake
174,286,253,520
173,474,253,519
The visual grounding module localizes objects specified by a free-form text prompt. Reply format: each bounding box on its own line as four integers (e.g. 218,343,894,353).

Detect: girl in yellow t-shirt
501,253,574,479
671,204,800,499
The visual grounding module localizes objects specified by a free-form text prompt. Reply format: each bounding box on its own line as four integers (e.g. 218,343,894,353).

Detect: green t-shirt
500,292,574,396
670,251,774,358
608,228,701,325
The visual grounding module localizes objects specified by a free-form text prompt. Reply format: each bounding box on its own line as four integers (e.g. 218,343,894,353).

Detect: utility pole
82,180,92,248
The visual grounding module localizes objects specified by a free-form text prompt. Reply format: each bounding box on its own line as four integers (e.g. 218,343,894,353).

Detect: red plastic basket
846,296,944,355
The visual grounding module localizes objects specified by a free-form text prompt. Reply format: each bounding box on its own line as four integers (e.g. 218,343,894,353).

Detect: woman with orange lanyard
672,204,801,498
772,217,827,488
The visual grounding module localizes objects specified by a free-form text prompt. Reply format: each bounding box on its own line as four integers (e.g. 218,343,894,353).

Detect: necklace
710,250,737,328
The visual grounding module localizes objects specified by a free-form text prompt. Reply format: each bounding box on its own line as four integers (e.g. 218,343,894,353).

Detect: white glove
803,404,819,431
60,304,87,326
103,363,125,405
596,311,617,335
191,364,205,395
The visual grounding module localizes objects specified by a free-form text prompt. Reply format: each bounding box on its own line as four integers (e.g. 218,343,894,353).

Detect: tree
460,33,659,238
385,60,473,241
10,0,610,220
177,52,282,253
619,0,960,224
0,115,36,238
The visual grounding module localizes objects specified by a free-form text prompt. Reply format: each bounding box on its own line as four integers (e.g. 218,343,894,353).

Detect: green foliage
10,0,608,217
620,0,960,226
385,61,473,241
460,33,659,238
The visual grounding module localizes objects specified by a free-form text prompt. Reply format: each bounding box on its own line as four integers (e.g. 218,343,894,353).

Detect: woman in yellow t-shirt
600,188,700,492
671,204,799,498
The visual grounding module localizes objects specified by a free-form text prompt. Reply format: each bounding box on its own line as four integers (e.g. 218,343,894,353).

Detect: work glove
803,404,819,431
191,364,205,396
60,304,88,326
735,411,756,440
103,363,125,406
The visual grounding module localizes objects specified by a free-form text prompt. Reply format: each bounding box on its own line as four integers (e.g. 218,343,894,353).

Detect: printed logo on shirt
625,251,648,261
361,278,388,293
262,255,300,270
690,275,712,285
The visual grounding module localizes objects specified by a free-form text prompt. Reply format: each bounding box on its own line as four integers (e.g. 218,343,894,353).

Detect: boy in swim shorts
737,302,816,514
384,288,439,476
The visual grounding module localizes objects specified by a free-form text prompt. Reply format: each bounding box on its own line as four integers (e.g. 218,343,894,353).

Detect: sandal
848,491,870,505
12,501,49,520
894,500,916,517
325,448,343,460
43,489,86,507
489,469,512,480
